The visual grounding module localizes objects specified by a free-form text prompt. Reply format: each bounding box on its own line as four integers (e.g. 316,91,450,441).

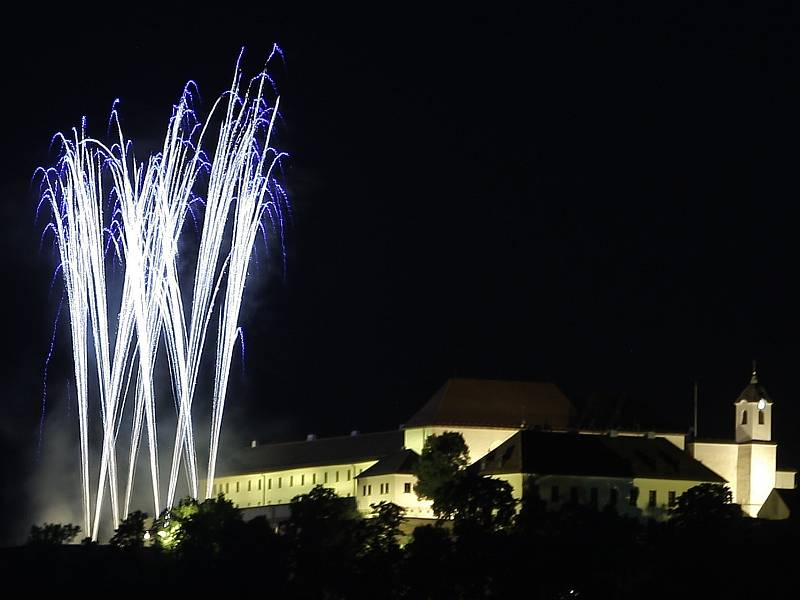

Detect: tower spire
751,360,758,384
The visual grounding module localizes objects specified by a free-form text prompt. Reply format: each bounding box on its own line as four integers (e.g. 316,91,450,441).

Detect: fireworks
37,50,287,540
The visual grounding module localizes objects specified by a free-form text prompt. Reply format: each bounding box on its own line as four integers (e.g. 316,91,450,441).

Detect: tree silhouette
414,432,469,517
109,510,148,550
670,483,742,527
285,485,363,597
27,523,81,546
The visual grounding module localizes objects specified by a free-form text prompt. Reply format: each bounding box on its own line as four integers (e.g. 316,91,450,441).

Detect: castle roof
405,378,573,429
736,365,773,404
474,430,725,483
736,382,772,404
357,449,419,478
218,430,404,476
767,488,800,517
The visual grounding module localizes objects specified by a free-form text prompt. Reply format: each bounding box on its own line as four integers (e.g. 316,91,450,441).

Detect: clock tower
735,363,772,443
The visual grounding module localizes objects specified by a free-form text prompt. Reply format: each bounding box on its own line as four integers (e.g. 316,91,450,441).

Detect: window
301,474,305,486
759,410,765,425
629,487,639,507
236,482,240,493
404,483,412,494
312,473,316,485
225,483,229,494
570,486,579,503
648,490,657,508
742,410,748,425
248,480,252,492
668,491,676,507
590,487,598,507
363,486,368,496
609,487,619,506
335,471,340,483
368,485,372,495
289,475,294,487
551,485,560,503
268,478,272,490
258,480,262,491
278,477,282,489
324,472,328,484
347,470,351,481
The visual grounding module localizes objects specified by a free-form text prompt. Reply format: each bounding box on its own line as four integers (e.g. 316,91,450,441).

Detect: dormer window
742,410,748,425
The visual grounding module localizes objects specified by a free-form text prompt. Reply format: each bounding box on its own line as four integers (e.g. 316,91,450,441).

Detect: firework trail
38,50,287,538
37,296,64,461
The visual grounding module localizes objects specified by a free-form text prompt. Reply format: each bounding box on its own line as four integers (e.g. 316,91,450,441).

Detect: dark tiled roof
474,430,725,483
219,430,404,476
736,382,772,404
357,449,419,478
405,378,573,429
772,489,800,516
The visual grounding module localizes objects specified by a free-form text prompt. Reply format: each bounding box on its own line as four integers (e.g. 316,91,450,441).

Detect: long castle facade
210,371,796,521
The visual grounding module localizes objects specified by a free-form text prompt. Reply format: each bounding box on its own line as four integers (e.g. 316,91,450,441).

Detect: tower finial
751,360,758,384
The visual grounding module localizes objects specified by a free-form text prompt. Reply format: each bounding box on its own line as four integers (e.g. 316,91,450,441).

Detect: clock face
758,399,766,410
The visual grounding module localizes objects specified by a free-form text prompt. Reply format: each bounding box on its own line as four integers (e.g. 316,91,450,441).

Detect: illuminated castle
688,367,796,517
210,372,796,521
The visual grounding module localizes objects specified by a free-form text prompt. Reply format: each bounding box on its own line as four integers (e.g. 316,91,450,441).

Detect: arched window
742,410,748,425
759,410,765,425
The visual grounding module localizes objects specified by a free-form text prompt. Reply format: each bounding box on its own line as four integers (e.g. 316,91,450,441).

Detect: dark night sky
2,5,800,542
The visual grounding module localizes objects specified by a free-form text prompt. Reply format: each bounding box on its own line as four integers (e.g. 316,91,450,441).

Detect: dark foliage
670,482,743,527
6,480,800,597
109,510,148,550
414,431,470,517
27,522,81,546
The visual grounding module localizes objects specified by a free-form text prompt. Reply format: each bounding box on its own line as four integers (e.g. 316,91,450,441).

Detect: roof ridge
248,429,398,450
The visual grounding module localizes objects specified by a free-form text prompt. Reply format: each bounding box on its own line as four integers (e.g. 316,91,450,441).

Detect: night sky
2,6,800,542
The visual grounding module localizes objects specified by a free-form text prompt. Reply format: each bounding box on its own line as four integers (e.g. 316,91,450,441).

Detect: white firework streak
39,137,92,534
207,74,286,497
101,128,163,537
39,54,286,538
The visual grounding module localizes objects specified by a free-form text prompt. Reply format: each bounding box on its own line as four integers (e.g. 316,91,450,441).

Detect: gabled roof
219,430,404,476
357,449,419,478
768,488,800,516
474,430,725,483
405,378,573,429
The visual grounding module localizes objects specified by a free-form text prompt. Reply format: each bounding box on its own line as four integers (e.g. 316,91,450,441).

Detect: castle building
212,373,796,521
474,429,725,519
688,367,796,517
